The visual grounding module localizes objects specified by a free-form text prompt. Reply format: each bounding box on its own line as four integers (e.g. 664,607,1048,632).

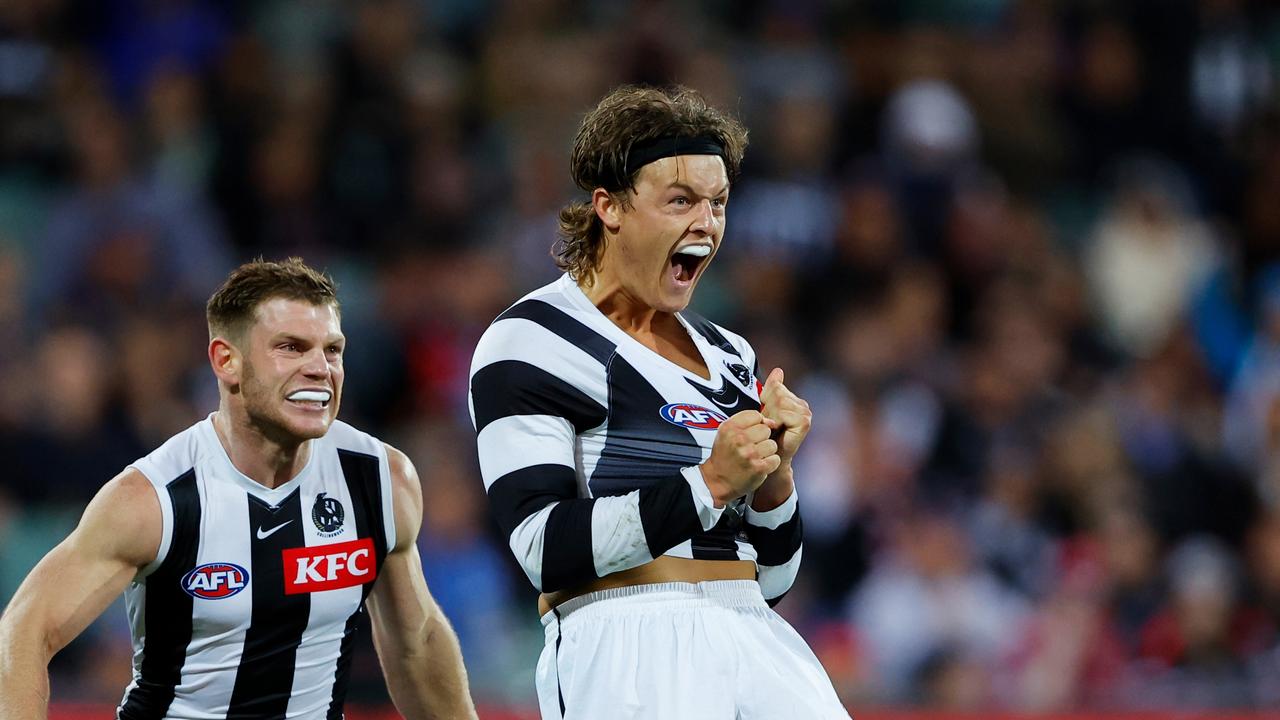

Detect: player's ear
593,188,623,232
209,337,241,387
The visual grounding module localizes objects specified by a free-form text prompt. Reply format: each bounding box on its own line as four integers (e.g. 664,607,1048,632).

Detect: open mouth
286,389,332,410
670,244,712,284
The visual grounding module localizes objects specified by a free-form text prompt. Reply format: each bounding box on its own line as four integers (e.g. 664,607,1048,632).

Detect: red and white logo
181,562,249,599
282,538,377,595
660,403,727,430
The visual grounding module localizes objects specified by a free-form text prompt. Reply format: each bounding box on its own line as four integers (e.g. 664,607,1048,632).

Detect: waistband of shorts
539,579,766,626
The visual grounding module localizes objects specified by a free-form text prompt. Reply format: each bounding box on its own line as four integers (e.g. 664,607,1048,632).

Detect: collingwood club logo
725,361,752,387
312,492,345,538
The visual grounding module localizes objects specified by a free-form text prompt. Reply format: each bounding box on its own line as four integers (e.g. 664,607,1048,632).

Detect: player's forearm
0,673,50,720
381,613,477,720
750,464,794,511
0,613,53,720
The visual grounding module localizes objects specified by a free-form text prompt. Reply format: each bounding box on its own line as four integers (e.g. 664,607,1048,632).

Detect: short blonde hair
206,257,339,341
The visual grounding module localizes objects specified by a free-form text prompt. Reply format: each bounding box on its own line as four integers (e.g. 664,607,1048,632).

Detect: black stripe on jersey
497,299,616,365
592,355,702,493
327,617,360,720
329,449,388,719
541,500,596,593
746,507,803,567
637,476,704,558
337,449,389,563
681,312,742,360
227,490,309,718
471,360,608,434
690,517,744,562
487,463,579,537
119,469,200,720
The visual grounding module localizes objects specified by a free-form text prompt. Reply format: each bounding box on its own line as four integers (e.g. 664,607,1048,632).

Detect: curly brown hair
555,85,748,281
206,257,340,342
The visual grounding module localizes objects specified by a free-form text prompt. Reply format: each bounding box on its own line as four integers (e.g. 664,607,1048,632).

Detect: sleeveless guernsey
117,416,395,719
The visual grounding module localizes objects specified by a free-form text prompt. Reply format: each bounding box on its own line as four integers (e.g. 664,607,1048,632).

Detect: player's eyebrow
272,333,310,346
665,180,729,198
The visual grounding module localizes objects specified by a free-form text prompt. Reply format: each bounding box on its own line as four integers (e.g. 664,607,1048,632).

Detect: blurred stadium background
4,0,1280,716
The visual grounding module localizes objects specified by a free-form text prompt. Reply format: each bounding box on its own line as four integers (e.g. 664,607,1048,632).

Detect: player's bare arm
366,444,477,720
753,367,812,511
0,468,161,720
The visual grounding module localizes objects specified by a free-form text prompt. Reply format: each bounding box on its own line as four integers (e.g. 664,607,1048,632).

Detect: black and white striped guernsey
468,274,803,603
117,416,396,719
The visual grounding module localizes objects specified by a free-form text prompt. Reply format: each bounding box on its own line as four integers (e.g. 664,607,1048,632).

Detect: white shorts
536,580,851,720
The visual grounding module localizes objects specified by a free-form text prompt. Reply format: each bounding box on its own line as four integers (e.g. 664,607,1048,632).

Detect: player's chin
656,280,700,312
282,407,336,438
292,420,333,441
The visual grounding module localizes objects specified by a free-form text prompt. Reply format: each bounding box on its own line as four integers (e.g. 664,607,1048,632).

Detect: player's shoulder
77,466,163,567
378,441,422,549
379,442,418,496
130,415,215,490
472,274,616,373
101,467,161,508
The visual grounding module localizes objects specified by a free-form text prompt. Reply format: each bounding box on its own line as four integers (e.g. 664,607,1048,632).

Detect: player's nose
690,198,718,235
300,347,330,377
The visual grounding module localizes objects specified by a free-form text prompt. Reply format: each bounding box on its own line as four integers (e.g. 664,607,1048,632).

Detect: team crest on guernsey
725,361,752,387
660,403,727,430
181,562,249,600
312,493,345,537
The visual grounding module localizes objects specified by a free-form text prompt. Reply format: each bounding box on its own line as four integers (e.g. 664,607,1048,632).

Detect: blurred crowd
4,0,1280,712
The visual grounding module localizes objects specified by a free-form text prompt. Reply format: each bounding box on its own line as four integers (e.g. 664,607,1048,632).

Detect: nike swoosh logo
710,395,741,410
256,520,293,540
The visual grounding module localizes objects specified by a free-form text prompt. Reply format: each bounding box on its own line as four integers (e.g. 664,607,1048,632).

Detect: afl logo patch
312,492,345,537
181,562,249,599
660,403,727,430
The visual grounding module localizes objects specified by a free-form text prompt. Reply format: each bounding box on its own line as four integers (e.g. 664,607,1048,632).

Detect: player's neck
580,273,668,337
212,409,311,489
580,274,708,378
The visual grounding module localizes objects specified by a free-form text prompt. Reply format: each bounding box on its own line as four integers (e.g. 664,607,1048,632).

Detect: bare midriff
538,555,757,616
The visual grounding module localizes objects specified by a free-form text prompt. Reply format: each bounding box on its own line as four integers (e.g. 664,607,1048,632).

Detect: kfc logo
282,538,377,595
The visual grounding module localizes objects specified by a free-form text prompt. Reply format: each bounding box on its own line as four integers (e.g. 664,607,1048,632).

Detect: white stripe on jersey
759,547,804,602
682,466,730,530
509,506,554,589
589,491,648,577
745,488,798,529
476,414,576,491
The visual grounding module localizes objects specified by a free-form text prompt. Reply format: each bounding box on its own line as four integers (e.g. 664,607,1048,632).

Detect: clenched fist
759,368,812,465
700,409,782,507
754,367,812,510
